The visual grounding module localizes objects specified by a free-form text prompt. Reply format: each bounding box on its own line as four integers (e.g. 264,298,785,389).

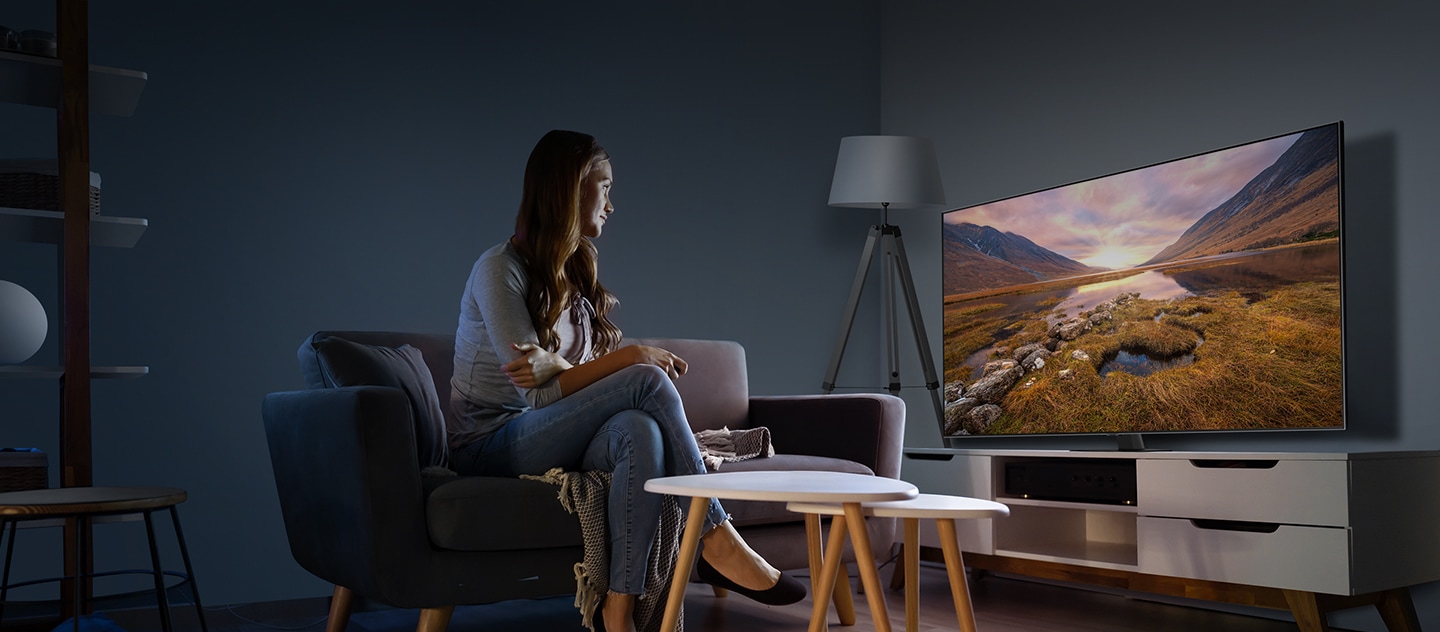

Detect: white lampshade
828,135,946,209
0,280,48,364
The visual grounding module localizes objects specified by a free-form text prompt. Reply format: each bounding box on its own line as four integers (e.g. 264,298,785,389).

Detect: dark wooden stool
0,486,208,632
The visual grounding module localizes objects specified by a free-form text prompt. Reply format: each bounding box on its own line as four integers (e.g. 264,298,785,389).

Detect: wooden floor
81,563,1348,632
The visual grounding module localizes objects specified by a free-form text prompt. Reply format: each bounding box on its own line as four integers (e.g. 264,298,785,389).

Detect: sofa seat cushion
425,476,582,552
710,454,875,528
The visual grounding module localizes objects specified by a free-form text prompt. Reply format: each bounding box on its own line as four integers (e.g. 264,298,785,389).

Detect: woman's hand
504,342,574,389
626,344,688,380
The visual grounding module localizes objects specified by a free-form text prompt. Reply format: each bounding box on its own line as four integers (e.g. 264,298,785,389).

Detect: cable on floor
201,603,328,630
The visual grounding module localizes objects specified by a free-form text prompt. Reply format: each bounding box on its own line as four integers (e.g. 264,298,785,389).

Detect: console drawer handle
906,452,955,462
1189,459,1279,469
1189,519,1281,533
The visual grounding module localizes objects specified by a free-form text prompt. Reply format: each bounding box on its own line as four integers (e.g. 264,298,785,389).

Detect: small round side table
646,470,918,632
0,486,208,632
788,493,1010,632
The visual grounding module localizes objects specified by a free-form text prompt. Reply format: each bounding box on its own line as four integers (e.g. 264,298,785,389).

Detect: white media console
901,447,1440,631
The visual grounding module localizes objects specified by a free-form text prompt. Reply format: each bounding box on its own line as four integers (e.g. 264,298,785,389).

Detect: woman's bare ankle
601,592,636,632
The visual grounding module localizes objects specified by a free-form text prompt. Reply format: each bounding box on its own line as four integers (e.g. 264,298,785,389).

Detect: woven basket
0,160,101,214
0,449,48,492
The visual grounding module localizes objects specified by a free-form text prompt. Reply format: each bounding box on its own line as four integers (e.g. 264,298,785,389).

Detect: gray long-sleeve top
448,240,594,449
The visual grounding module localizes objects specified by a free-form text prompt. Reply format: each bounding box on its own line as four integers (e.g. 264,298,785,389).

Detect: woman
449,130,803,632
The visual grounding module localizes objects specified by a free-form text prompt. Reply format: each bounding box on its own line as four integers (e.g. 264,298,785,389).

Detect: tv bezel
937,121,1347,448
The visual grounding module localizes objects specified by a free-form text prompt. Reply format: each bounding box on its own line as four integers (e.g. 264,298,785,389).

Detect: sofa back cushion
623,338,748,432
298,332,450,470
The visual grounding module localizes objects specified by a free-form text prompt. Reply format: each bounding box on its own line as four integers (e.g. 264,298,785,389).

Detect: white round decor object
0,280,48,364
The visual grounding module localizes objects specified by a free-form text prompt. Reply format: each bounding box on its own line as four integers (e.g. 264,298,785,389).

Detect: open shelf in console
989,453,1141,570
994,501,1139,570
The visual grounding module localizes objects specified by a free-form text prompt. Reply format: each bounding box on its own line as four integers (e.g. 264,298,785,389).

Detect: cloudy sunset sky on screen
945,132,1301,269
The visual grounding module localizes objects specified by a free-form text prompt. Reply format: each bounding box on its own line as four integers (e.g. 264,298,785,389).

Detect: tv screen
940,122,1344,441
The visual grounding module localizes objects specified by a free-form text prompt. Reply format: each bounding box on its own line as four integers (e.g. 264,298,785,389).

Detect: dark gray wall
1,1,883,604
882,1,1440,628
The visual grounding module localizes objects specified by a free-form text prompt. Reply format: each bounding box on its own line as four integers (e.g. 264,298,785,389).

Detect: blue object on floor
50,613,126,632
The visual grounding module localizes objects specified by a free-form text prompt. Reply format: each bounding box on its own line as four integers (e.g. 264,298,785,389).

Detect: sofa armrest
261,386,431,594
748,393,905,479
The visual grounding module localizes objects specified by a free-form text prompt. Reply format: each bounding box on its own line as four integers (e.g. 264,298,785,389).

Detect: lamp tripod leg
822,225,883,394
822,222,946,434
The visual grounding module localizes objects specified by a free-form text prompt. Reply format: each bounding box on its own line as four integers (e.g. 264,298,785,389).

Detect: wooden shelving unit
0,206,147,247
1,0,149,619
0,49,146,116
0,2,150,484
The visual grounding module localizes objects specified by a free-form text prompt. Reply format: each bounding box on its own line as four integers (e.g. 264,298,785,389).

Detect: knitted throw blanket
524,468,685,632
692,426,775,471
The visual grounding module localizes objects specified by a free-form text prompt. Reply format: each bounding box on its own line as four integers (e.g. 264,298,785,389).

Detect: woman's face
578,159,614,239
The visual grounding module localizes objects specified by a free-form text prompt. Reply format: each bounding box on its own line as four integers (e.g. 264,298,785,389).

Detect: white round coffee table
787,493,1010,632
646,470,917,632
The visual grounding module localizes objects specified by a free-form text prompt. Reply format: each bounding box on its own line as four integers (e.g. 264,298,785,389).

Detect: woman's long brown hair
510,130,622,356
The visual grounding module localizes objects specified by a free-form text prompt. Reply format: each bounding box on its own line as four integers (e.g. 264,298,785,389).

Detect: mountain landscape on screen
940,123,1344,439
1143,125,1340,265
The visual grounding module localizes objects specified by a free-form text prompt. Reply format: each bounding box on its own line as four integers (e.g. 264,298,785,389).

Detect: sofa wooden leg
889,543,906,591
326,586,355,632
416,606,454,632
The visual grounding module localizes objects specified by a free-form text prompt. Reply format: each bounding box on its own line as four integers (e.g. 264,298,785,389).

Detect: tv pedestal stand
901,447,1440,631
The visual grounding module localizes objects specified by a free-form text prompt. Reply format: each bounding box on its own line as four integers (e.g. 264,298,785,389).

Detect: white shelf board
0,365,149,379
0,50,147,116
997,496,1139,513
0,207,147,247
994,545,1140,571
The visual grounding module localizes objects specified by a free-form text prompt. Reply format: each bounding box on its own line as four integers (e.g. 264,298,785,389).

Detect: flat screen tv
940,121,1344,447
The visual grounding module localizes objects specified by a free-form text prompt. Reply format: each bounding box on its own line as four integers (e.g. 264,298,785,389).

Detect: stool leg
843,503,892,632
937,519,978,632
904,518,919,632
144,511,174,632
1,520,17,625
168,507,209,632
73,516,86,632
808,516,849,632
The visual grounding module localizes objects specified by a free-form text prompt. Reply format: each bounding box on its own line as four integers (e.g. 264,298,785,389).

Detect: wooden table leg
843,503,892,632
831,561,857,626
662,497,712,632
809,516,850,632
937,519,978,632
805,514,827,632
903,518,919,632
805,514,856,629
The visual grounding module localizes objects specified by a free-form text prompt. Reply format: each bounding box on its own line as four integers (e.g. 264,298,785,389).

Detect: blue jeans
450,364,728,594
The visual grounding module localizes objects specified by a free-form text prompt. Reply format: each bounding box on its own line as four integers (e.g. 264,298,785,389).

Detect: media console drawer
1137,516,1350,595
1136,458,1349,526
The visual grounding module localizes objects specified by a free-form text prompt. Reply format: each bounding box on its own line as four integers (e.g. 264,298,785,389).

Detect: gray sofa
261,331,905,630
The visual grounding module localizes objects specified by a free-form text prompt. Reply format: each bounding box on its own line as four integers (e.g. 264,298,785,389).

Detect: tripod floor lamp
822,135,947,428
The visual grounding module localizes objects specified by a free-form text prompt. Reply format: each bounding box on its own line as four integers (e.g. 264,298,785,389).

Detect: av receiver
1002,458,1137,505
